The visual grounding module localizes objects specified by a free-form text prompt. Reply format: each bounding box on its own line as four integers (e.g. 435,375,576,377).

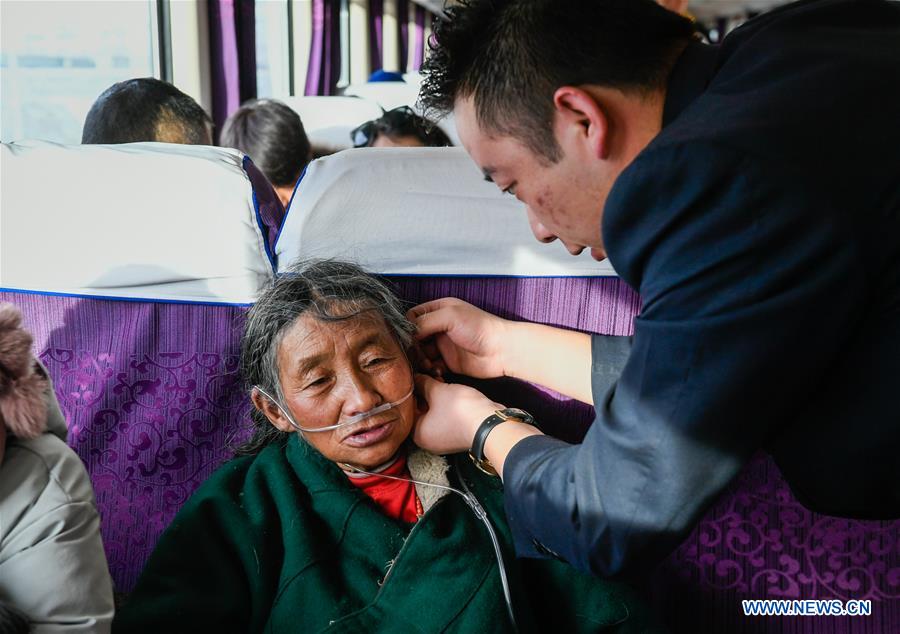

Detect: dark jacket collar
662,40,720,127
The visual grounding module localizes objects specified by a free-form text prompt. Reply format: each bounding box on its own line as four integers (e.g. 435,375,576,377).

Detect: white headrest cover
276,147,616,276
1,141,272,303
281,96,384,151
342,82,422,111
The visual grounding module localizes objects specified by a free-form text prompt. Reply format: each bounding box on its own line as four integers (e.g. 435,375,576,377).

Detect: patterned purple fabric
648,453,900,633
1,291,251,593
3,275,897,633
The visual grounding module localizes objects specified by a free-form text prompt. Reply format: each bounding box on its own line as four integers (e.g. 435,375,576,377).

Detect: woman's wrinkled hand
407,298,512,380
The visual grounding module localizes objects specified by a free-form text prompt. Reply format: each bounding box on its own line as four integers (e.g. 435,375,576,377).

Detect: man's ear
552,86,610,160
251,387,296,433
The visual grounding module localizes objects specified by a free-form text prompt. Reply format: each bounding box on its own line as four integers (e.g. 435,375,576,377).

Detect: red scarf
346,453,422,523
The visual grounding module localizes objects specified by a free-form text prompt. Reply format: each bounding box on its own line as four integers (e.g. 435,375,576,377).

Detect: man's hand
408,298,512,379
413,374,502,454
413,374,544,477
409,297,596,405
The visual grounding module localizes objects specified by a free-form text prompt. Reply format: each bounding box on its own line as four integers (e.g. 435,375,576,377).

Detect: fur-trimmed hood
0,303,66,443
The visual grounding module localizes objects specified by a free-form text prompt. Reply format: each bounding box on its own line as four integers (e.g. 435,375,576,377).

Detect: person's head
351,106,453,149
241,260,417,469
419,0,696,259
220,99,313,208
82,78,212,145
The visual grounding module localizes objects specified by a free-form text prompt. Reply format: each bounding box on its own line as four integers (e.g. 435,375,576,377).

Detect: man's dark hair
82,78,212,145
220,99,313,188
419,0,697,161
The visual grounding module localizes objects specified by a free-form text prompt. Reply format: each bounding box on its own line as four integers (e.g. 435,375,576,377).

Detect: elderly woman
113,260,663,633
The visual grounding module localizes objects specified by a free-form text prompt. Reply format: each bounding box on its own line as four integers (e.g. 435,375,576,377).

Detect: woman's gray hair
235,258,416,455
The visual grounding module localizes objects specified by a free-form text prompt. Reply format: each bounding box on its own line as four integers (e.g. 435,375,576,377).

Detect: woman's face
270,311,416,468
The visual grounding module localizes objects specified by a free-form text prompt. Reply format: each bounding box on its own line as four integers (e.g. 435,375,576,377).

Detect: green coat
113,437,664,633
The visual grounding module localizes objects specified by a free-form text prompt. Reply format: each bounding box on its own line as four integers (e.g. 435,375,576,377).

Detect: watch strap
469,408,535,476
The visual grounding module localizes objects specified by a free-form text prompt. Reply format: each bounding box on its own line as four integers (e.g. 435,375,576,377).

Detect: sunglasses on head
351,106,420,148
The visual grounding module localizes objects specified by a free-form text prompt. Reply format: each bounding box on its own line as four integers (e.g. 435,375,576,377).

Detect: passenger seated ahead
352,106,453,148
82,77,212,145
220,99,313,209
0,304,114,633
114,259,663,633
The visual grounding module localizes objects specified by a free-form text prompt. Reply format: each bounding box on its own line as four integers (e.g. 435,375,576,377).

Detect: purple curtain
208,0,256,143
411,5,425,71
305,0,342,95
398,0,409,72
369,0,384,74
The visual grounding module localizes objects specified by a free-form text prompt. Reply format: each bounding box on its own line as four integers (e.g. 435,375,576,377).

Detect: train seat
277,146,900,634
0,140,277,593
342,80,422,111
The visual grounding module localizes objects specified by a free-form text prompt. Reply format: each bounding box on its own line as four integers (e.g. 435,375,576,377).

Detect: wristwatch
469,408,535,476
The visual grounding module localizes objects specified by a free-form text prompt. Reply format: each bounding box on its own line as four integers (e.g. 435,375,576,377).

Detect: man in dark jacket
409,0,900,577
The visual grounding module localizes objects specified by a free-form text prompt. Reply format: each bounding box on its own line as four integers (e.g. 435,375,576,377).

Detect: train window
256,0,291,98
0,0,159,143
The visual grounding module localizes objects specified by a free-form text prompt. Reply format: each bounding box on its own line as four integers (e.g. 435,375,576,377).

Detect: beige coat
0,375,114,633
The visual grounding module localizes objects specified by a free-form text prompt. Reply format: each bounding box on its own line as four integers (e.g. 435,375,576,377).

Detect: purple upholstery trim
0,287,252,308
398,0,409,71
241,156,284,268
412,5,425,71
369,0,384,73
305,0,325,95
390,276,638,333
2,291,251,593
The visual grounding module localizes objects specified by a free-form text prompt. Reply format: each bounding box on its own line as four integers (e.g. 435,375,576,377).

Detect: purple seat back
389,275,900,634
1,293,250,592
